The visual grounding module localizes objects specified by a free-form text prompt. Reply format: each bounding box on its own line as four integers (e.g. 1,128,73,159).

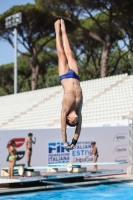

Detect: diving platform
0,169,124,184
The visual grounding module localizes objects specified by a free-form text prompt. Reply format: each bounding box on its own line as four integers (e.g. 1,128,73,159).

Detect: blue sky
0,0,35,65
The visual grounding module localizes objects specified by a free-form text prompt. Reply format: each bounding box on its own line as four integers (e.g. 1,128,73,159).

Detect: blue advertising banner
48,141,93,164
71,141,93,163
48,142,70,164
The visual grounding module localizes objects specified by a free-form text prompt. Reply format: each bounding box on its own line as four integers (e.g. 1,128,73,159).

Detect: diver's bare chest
63,95,82,109
64,92,82,103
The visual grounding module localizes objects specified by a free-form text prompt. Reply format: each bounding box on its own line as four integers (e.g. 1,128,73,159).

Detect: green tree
44,66,60,87
0,4,55,90
0,63,14,95
0,56,31,96
35,0,131,78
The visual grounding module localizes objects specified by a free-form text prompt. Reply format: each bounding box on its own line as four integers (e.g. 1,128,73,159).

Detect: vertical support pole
129,118,133,174
14,27,17,94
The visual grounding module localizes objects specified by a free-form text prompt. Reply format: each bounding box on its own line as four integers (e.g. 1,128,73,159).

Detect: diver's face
67,112,78,125
91,144,95,148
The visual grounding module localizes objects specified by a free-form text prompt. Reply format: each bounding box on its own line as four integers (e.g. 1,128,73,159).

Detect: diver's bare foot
61,19,66,32
41,173,47,176
54,19,61,33
93,169,98,172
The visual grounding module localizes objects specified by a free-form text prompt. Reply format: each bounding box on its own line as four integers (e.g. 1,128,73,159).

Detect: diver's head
10,141,16,147
66,111,78,127
28,133,33,138
91,142,96,147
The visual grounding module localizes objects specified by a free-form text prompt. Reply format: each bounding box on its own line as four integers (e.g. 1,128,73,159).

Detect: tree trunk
30,64,39,90
30,46,40,90
100,37,111,78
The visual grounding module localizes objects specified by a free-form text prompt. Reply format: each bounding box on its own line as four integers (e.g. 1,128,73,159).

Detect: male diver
86,142,99,171
26,133,36,167
54,19,83,149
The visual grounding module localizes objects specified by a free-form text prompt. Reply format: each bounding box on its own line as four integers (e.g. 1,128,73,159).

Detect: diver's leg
27,150,31,167
29,152,32,167
54,19,69,76
8,161,11,178
10,159,16,178
61,19,79,75
93,156,98,171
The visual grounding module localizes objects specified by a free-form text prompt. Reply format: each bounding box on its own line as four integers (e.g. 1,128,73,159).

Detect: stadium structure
0,73,132,130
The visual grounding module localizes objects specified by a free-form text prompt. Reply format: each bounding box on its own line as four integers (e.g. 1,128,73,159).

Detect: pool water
1,183,133,200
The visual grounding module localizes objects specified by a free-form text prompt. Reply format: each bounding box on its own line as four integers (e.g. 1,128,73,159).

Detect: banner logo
48,142,70,164
15,151,25,161
113,145,128,154
72,141,92,163
115,156,128,163
113,133,127,142
7,138,25,148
